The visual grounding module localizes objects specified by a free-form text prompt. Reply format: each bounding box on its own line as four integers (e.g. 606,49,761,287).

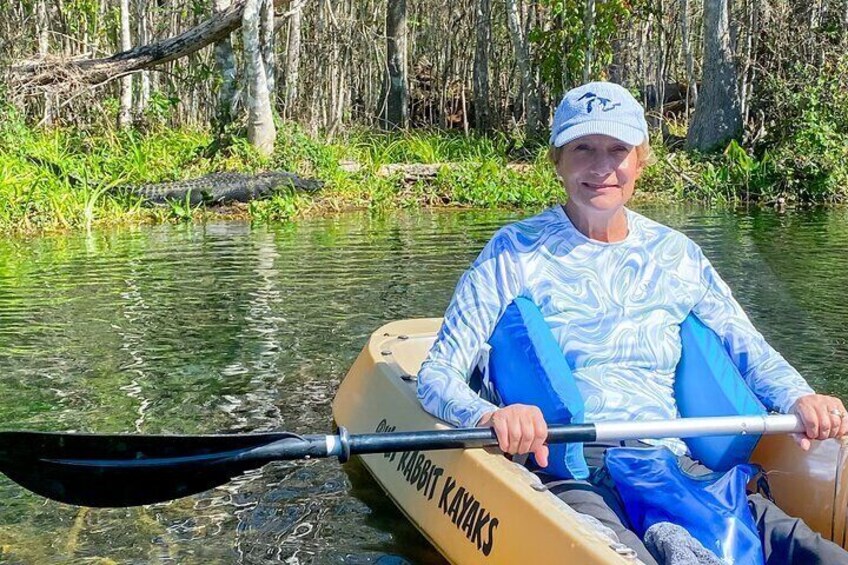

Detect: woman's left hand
790,394,848,450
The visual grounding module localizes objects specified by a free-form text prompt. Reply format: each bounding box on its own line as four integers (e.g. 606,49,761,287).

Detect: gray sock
643,522,724,565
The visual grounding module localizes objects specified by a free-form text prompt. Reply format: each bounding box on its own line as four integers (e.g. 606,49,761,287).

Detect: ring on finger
829,408,846,419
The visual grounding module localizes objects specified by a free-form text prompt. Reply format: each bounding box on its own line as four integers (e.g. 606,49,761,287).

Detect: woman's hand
477,404,549,467
790,394,848,450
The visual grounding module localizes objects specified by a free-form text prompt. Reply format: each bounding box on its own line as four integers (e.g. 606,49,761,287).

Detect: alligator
24,156,322,206
110,171,323,206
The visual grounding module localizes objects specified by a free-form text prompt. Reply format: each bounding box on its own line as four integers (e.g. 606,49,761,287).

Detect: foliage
143,91,183,126
634,50,848,206
530,0,633,97
248,193,309,222
749,52,848,203
0,113,222,232
166,190,202,221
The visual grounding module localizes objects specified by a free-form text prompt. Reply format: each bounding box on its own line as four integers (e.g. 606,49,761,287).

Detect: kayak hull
332,318,848,564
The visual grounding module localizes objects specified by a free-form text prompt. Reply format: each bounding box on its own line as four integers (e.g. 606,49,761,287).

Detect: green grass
2,112,847,235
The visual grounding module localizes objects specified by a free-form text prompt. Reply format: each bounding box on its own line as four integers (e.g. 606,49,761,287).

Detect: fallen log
9,1,247,90
375,162,534,180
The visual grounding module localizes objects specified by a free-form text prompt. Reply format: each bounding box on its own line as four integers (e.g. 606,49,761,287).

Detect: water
1,206,848,563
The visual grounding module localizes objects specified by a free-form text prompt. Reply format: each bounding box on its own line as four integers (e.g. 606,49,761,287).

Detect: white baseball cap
550,82,649,148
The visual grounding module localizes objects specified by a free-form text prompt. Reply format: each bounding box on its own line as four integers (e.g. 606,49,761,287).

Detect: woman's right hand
477,404,549,467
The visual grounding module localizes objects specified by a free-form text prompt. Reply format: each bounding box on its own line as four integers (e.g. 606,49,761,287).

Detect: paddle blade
0,431,298,507
0,459,252,507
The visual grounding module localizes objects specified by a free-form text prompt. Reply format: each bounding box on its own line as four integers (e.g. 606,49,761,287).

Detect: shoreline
1,189,827,241
2,126,845,236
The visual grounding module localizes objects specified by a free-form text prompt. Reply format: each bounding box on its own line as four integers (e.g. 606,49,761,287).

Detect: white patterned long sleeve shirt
416,206,814,454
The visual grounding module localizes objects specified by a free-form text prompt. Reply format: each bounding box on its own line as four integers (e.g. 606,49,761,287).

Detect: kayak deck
332,318,848,564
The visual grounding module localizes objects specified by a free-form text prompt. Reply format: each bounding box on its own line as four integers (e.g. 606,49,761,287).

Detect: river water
1,206,848,563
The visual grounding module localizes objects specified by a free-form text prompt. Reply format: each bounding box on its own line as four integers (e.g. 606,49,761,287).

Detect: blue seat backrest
485,297,589,479
675,314,766,471
481,299,766,476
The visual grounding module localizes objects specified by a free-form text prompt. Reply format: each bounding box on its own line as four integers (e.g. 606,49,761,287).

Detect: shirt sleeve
417,230,524,428
690,246,815,413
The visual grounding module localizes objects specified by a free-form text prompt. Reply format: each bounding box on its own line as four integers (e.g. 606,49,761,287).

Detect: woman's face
555,134,643,215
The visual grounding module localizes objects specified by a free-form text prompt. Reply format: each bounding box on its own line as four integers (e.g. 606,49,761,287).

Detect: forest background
2,0,848,233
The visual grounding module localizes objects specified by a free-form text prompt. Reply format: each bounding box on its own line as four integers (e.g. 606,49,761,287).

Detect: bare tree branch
9,0,246,89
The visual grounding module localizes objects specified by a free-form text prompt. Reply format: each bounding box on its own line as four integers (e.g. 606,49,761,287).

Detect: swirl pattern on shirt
417,206,813,455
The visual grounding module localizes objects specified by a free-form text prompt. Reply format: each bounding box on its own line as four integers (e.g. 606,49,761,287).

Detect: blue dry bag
605,447,764,565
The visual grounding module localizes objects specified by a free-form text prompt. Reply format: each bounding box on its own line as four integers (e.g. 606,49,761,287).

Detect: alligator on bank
110,171,323,206
25,156,323,206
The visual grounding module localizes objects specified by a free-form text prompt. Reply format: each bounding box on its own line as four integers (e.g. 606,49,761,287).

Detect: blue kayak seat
675,314,766,471
479,297,590,480
475,298,766,478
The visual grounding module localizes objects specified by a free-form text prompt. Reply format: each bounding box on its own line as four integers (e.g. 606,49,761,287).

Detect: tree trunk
243,0,276,156
260,0,276,101
681,0,698,110
583,0,595,82
213,0,238,129
119,0,133,127
652,0,667,130
284,0,303,117
323,0,341,134
472,0,491,132
739,0,755,124
36,0,53,126
135,0,150,116
609,34,626,85
687,0,742,151
330,1,350,136
384,0,407,129
843,1,848,44
506,0,539,140
637,17,650,109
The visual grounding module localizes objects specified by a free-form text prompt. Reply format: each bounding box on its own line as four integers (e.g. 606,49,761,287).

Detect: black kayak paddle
0,414,802,507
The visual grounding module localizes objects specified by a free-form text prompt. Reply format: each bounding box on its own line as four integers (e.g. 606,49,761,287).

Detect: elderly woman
416,82,848,564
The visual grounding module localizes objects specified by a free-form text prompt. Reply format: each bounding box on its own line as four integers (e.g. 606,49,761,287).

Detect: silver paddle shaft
593,414,804,442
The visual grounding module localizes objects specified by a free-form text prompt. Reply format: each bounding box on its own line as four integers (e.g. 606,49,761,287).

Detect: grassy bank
2,111,847,234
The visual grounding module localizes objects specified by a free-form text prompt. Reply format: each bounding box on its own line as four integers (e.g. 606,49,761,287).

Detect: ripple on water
1,206,847,563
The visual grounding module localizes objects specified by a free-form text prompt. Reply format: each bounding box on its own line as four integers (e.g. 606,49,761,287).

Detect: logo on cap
578,92,621,113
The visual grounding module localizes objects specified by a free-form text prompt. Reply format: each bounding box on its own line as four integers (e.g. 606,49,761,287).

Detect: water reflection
0,206,847,563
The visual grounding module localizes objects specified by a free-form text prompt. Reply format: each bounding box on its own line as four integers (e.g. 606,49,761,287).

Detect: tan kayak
332,318,848,564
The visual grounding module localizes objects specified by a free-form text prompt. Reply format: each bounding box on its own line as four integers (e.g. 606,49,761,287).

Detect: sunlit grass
3,113,846,235
344,129,511,167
